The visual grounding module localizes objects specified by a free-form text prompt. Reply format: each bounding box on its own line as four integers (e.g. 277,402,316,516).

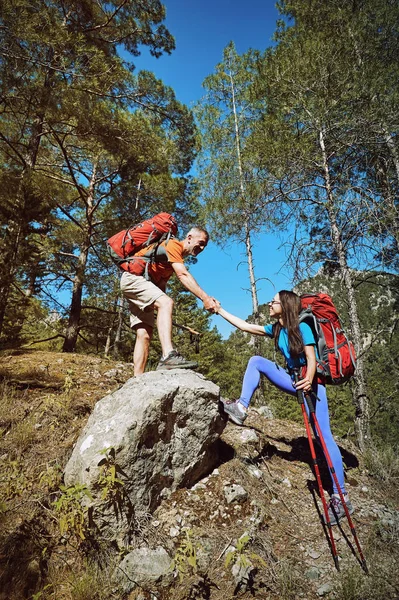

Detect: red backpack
299,293,356,385
107,212,178,278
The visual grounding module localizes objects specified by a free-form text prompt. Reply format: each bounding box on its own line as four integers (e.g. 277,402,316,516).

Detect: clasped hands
203,296,221,313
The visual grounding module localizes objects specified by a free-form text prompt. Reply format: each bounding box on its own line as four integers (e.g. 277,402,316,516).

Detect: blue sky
134,1,293,338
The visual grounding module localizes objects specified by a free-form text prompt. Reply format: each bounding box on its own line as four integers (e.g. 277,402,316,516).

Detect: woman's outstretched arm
217,307,267,336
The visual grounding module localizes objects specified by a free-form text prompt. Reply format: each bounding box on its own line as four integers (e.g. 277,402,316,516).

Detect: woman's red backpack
299,293,356,385
107,212,178,277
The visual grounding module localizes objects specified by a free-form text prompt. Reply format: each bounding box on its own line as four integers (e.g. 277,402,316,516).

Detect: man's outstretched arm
171,262,218,311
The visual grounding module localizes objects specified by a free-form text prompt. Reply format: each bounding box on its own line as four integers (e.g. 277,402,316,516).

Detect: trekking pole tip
334,556,340,571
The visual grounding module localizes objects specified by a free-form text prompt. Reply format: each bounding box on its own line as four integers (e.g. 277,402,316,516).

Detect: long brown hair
273,290,303,358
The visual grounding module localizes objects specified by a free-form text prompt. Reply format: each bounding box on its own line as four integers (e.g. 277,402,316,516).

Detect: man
120,226,218,375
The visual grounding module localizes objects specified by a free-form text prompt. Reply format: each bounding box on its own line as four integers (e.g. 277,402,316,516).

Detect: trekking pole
302,387,369,574
172,321,201,353
292,370,340,571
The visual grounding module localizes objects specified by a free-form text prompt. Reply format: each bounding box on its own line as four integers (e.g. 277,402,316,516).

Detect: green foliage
67,564,113,600
39,463,63,492
0,380,20,429
62,369,76,394
225,533,250,569
53,483,93,541
272,560,303,600
225,532,267,571
31,584,53,600
171,528,200,581
364,445,399,484
1,459,30,498
7,418,37,454
331,560,397,600
96,447,125,504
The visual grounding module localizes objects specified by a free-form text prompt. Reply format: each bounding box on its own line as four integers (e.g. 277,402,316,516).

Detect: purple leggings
239,356,345,494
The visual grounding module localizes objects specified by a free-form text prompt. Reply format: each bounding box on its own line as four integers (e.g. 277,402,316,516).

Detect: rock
103,368,119,378
64,369,225,544
116,546,172,593
305,566,321,580
240,429,259,443
232,559,255,590
196,536,216,571
224,483,248,504
191,482,207,491
247,466,262,479
255,405,273,419
308,550,322,560
317,582,333,596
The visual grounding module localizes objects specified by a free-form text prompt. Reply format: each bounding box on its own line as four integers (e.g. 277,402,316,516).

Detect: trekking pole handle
293,368,316,413
292,369,305,405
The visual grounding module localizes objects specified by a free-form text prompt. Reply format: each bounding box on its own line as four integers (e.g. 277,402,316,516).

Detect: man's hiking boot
156,350,198,371
324,493,354,525
221,399,247,425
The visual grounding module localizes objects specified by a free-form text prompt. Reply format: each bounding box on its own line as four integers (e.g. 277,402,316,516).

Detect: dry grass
0,350,398,600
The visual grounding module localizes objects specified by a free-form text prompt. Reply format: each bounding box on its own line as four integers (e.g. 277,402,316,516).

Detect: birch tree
195,42,275,327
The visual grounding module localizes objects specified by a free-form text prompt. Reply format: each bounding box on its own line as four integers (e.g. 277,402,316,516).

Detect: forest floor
0,350,398,600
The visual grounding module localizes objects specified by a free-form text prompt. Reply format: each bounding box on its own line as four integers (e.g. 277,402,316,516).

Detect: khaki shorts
120,271,166,329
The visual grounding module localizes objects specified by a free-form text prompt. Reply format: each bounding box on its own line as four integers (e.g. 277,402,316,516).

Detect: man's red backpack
299,293,356,385
107,212,178,278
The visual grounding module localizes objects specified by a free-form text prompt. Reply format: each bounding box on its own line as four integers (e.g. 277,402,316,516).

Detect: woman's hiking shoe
222,399,247,425
156,350,198,371
324,493,354,525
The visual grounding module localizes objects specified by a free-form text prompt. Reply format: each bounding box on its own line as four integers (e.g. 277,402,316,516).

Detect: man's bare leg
133,324,153,376
154,294,174,358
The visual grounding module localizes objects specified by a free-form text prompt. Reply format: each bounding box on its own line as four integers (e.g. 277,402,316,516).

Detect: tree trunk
113,297,125,358
228,59,259,322
62,244,90,352
62,161,97,353
104,327,112,357
319,127,371,450
382,129,399,252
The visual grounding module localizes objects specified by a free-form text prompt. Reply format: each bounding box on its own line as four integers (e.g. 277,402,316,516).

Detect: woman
216,290,353,525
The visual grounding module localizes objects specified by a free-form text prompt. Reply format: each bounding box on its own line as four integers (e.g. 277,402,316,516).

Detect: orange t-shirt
135,239,184,286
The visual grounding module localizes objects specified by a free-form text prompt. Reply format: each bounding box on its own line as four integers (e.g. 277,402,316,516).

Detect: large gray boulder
64,369,225,544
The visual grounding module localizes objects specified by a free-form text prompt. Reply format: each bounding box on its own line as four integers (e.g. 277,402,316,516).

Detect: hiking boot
221,399,247,425
156,350,198,371
324,493,354,525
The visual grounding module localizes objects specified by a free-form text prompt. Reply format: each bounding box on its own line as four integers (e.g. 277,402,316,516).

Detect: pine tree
0,0,198,350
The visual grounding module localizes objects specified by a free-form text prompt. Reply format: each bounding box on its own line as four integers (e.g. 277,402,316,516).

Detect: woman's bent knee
248,355,272,369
